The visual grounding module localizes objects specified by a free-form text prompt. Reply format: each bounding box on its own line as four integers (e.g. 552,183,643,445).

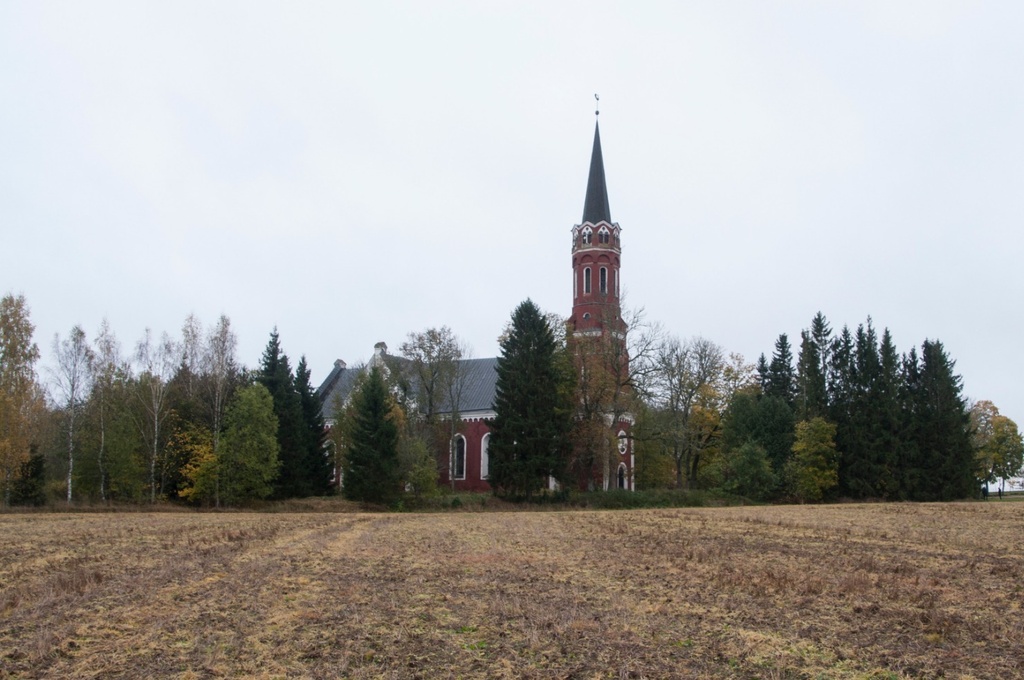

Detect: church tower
569,114,624,336
568,110,634,491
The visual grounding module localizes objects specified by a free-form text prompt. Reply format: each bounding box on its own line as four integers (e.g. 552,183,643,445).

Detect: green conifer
343,366,401,505
257,329,307,498
488,300,572,499
295,356,332,496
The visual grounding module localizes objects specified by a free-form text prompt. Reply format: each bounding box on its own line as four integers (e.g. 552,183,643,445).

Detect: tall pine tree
489,300,573,499
872,328,903,498
258,329,307,498
841,321,882,498
765,334,796,408
911,340,975,501
343,366,401,505
796,328,827,421
295,356,332,496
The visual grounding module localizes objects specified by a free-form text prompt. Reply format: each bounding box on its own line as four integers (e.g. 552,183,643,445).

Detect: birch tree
205,315,237,458
89,319,131,501
179,313,204,402
134,329,177,502
51,325,93,504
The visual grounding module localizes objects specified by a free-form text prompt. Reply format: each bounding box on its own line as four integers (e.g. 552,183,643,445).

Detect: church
318,114,634,492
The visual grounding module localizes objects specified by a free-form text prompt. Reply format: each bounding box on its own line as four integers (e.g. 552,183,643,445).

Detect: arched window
615,270,619,297
617,463,627,489
598,227,610,244
573,271,577,299
599,267,608,294
582,227,592,245
584,267,592,294
452,435,466,480
480,434,490,480
618,431,628,455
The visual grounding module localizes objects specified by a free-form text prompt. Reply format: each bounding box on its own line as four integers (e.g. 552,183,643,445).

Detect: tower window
599,267,607,294
584,267,591,294
582,227,592,245
598,227,610,244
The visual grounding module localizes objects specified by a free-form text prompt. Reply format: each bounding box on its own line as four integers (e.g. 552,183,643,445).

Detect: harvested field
1,503,1021,679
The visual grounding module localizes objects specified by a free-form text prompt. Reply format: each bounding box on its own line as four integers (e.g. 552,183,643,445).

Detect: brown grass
0,503,1021,678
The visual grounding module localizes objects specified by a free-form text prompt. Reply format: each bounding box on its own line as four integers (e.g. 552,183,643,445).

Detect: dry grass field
1,503,1021,679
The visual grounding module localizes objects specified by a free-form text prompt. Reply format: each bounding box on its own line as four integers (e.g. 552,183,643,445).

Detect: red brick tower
569,111,634,490
569,116,624,337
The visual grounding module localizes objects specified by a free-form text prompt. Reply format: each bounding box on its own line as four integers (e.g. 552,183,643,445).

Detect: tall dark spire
581,120,612,224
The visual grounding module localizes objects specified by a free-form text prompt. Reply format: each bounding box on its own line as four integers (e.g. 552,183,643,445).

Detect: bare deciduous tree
569,304,663,490
650,335,725,489
400,326,470,490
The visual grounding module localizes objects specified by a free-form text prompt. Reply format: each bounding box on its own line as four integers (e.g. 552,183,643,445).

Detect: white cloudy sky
2,1,1022,422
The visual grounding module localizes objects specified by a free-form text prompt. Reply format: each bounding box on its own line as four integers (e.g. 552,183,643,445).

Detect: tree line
0,293,331,506
4,291,1020,507
635,312,1023,502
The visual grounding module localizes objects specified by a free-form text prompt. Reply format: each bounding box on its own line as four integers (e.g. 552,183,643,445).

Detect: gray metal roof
317,355,498,418
445,357,499,414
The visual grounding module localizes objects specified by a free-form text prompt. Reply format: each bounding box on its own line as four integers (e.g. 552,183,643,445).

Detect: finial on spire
594,93,600,116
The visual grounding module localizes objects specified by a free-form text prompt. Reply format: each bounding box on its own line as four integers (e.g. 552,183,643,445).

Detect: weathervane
595,93,600,116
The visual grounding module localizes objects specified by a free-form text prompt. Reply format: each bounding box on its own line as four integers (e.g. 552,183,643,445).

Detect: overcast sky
2,1,1022,422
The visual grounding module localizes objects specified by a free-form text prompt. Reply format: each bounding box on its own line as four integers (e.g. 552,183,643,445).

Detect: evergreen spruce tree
828,325,855,494
765,334,796,408
795,329,827,421
809,312,832,383
911,340,974,501
295,356,332,496
828,326,854,422
489,300,572,499
897,346,923,499
343,366,401,505
257,329,307,498
756,354,770,394
842,321,882,498
872,329,903,498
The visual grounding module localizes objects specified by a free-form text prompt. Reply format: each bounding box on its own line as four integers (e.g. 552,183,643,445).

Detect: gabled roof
439,357,499,414
581,120,612,224
317,355,499,418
